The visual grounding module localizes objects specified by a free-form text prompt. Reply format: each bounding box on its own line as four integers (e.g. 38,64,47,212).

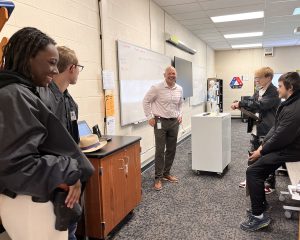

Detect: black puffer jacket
261,90,300,157
239,83,280,136
0,71,94,199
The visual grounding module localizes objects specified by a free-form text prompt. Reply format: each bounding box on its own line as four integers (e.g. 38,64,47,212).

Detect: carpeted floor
111,119,299,240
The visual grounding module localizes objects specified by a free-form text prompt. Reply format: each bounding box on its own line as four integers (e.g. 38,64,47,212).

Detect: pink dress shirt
143,81,183,119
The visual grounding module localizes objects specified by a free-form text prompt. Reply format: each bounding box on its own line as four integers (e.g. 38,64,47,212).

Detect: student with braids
0,27,94,240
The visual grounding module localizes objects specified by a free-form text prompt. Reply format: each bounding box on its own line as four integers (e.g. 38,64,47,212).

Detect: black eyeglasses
73,64,84,72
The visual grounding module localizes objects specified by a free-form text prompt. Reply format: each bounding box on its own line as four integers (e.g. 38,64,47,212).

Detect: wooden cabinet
82,137,142,239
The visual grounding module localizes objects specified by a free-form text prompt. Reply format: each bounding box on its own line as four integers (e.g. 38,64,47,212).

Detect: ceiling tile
263,39,298,47
185,22,216,30
215,18,264,28
179,18,212,26
153,0,197,7
154,0,300,49
199,0,264,11
205,4,265,17
266,15,300,24
172,11,206,20
218,25,264,34
227,37,263,45
162,3,202,14
194,28,220,34
266,0,300,17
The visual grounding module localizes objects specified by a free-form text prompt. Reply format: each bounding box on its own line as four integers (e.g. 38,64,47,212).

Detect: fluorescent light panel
293,8,300,15
211,11,264,23
224,32,263,39
232,43,262,49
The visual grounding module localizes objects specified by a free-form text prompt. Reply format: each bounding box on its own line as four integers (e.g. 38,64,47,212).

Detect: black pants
249,135,276,189
154,117,179,179
249,134,262,152
246,151,299,215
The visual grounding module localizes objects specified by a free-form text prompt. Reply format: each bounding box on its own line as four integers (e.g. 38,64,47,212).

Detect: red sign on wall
230,77,243,89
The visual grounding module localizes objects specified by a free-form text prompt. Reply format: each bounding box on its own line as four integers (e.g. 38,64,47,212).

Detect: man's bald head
164,66,176,74
164,66,177,87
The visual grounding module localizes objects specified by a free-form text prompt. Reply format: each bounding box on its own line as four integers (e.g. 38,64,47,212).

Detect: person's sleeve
178,87,183,117
143,85,157,120
239,91,279,112
0,87,92,198
262,126,275,144
261,110,299,155
36,86,52,110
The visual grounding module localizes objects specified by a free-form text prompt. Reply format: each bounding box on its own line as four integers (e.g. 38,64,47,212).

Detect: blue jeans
68,222,77,240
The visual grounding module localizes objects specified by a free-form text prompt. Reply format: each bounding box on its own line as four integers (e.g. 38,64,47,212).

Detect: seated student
240,72,300,231
0,27,94,240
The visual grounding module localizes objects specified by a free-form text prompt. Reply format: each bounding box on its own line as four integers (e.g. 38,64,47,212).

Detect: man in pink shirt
143,66,183,191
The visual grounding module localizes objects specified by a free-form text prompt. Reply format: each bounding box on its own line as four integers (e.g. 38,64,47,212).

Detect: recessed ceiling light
211,11,264,23
224,32,263,39
293,8,300,15
231,43,262,49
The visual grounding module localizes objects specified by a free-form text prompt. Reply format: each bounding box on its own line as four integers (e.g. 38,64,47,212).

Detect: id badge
157,122,162,129
70,111,77,121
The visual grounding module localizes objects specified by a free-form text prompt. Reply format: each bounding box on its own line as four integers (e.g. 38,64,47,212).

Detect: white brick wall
215,46,300,116
101,0,215,165
2,0,215,166
1,0,104,128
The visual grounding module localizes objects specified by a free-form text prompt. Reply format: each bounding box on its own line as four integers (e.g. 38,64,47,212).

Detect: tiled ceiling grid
153,0,300,50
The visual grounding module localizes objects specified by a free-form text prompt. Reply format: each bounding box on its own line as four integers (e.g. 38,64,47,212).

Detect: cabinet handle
124,156,129,164
119,158,125,170
124,156,129,175
99,167,103,176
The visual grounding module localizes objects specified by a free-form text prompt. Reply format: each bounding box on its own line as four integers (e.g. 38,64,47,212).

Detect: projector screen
174,57,193,98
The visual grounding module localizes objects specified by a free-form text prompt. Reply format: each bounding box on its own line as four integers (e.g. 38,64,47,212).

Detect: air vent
264,47,273,57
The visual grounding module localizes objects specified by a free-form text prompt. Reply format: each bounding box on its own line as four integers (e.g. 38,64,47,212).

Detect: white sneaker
264,187,275,195
239,180,246,188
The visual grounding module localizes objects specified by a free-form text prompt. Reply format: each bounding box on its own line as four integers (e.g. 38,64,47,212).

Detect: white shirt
143,81,183,119
251,83,270,135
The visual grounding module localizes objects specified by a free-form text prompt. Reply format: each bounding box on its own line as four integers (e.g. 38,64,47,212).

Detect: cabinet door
100,150,126,237
84,158,102,238
123,142,142,214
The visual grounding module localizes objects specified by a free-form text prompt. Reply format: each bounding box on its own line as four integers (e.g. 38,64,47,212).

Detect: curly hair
1,27,56,77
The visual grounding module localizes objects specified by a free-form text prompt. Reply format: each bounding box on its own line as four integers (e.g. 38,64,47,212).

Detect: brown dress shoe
163,175,178,183
154,180,162,191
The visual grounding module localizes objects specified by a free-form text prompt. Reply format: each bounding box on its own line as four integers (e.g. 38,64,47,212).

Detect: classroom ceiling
153,0,300,50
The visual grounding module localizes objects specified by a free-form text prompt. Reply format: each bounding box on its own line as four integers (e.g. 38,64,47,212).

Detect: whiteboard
117,40,171,126
190,65,207,106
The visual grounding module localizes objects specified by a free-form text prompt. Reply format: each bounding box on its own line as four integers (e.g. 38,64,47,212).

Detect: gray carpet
112,119,299,240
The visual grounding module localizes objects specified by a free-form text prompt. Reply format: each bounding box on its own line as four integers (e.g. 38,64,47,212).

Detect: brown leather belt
155,116,177,120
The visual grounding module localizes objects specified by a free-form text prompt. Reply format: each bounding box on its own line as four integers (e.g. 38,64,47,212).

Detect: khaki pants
0,194,67,240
